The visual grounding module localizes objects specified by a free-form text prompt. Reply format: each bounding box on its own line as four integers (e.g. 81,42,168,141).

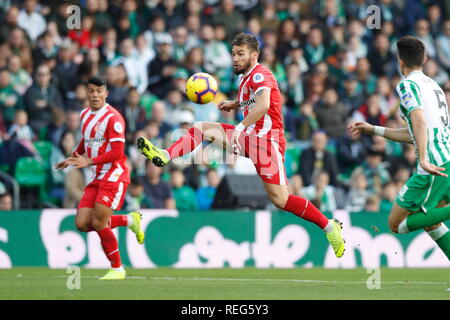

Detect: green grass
0,268,449,300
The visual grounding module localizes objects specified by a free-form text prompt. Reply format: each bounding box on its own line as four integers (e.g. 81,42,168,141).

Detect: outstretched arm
347,121,413,143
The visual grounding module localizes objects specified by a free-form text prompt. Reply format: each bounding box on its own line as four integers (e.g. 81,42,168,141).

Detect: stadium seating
14,157,48,207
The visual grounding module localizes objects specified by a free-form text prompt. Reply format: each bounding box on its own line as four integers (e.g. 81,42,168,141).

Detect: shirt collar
243,63,259,78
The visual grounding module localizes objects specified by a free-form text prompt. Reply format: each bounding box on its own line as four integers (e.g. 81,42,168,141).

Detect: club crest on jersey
94,123,102,133
114,122,123,133
253,73,264,83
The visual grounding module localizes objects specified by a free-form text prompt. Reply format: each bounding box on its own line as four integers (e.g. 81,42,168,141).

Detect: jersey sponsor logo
401,92,414,107
253,73,264,83
86,137,106,147
114,122,123,133
240,98,256,112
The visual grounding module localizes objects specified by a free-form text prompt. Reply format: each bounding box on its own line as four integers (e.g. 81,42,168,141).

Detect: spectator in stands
284,61,304,108
436,20,450,72
121,87,147,140
427,3,443,37
54,40,79,104
354,57,377,95
304,27,326,67
101,28,120,65
346,171,371,212
299,130,340,187
196,168,220,210
380,181,398,212
352,147,391,194
0,192,12,211
367,33,396,77
200,24,232,75
123,177,153,211
364,194,381,213
352,94,387,127
142,160,175,209
303,170,337,213
375,76,399,118
0,27,33,73
336,124,369,174
413,19,436,59
285,100,318,142
112,38,148,94
0,6,19,44
85,0,114,34
288,174,303,197
183,46,205,75
103,65,128,108
154,0,185,31
32,31,58,68
170,168,198,211
314,87,348,139
24,64,64,134
339,73,365,115
150,100,173,140
7,110,34,141
210,0,245,43
147,33,178,98
423,58,449,86
0,67,24,128
7,54,32,96
18,0,46,43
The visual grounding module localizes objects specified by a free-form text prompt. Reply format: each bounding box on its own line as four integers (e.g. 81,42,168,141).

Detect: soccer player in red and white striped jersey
137,33,345,258
55,76,144,280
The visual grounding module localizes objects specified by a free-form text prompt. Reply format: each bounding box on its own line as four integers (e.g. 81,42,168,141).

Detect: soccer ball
185,72,218,104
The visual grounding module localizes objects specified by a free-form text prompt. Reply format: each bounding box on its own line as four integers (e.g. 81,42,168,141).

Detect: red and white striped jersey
79,104,129,185
237,63,285,144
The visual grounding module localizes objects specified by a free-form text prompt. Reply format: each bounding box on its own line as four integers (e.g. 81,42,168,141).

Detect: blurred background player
55,76,145,279
137,33,345,258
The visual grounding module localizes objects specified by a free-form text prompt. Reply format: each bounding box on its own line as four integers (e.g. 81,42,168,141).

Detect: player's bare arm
347,121,413,143
410,109,447,176
231,88,270,153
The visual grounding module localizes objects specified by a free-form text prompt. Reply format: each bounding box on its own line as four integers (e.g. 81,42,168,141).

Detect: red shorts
221,123,287,185
78,180,128,210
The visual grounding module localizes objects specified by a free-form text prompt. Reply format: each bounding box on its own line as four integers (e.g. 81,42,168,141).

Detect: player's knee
75,220,90,232
91,217,108,231
388,218,399,233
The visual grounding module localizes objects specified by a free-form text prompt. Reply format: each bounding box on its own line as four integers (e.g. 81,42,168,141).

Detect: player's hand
67,152,93,169
54,159,69,170
218,100,238,112
231,129,242,154
419,160,448,177
347,121,374,137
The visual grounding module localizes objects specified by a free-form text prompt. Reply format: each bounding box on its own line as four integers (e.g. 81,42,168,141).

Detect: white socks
427,224,449,241
323,220,334,233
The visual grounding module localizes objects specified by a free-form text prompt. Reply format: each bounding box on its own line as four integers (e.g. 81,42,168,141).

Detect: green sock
427,224,450,260
404,206,450,232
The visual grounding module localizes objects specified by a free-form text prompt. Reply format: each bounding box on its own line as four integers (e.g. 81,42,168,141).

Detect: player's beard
233,59,252,75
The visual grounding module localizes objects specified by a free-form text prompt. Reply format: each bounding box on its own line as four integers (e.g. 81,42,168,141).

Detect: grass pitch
0,267,449,300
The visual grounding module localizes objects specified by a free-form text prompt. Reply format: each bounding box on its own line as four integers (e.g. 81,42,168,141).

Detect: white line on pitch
52,275,450,285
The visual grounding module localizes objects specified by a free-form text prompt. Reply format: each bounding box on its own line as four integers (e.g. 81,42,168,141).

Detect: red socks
109,215,128,229
96,227,121,268
85,215,128,232
283,194,329,229
167,126,203,159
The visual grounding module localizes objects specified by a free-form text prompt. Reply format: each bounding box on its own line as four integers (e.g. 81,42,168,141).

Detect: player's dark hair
396,36,425,68
87,75,107,87
232,33,260,52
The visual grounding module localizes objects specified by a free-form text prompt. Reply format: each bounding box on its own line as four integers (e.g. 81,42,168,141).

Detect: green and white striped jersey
396,70,450,173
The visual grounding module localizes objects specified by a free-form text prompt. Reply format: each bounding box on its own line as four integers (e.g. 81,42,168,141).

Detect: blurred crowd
0,0,450,212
